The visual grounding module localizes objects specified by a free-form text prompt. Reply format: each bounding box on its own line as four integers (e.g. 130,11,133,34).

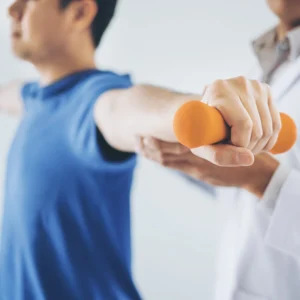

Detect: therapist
137,0,300,299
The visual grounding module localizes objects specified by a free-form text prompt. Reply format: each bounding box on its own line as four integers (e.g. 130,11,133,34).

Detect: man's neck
35,53,97,86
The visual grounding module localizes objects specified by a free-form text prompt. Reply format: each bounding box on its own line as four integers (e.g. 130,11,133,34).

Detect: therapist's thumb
190,144,254,167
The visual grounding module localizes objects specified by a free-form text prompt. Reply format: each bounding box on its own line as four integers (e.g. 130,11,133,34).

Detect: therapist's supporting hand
190,77,281,166
136,137,279,198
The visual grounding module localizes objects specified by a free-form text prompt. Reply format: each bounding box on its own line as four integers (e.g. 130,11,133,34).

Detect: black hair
60,0,118,47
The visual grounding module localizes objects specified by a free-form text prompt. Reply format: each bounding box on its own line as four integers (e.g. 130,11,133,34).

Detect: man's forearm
94,84,202,152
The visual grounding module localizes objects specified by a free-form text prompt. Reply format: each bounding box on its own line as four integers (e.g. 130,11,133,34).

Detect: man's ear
68,0,98,31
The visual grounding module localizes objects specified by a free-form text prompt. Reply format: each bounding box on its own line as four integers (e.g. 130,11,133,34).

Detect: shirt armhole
71,73,137,172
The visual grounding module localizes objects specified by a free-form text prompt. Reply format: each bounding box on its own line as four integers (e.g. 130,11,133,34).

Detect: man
138,1,300,299
0,0,282,299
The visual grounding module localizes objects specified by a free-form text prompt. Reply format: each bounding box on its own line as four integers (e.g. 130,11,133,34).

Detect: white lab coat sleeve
261,163,291,212
260,164,300,259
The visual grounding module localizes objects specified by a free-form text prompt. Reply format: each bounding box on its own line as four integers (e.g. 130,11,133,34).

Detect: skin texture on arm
94,84,201,152
94,77,281,167
0,80,24,116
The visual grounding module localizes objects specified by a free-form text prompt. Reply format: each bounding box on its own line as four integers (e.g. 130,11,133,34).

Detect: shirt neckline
37,69,101,100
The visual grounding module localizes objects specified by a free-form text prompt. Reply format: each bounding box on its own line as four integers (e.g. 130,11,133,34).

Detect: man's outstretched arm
0,80,24,116
94,84,199,152
94,77,281,167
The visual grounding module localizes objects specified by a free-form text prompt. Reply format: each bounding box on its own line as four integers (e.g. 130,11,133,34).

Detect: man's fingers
202,77,280,158
190,144,254,167
251,99,272,154
263,85,282,152
246,82,272,153
203,79,254,148
239,83,264,151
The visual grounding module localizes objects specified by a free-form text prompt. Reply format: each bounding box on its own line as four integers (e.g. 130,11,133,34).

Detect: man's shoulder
72,70,133,112
81,69,133,91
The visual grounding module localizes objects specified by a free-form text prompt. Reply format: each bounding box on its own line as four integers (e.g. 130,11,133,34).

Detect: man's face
267,0,300,23
8,0,72,62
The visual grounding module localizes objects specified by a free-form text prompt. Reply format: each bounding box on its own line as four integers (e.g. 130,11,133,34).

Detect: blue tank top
0,69,142,300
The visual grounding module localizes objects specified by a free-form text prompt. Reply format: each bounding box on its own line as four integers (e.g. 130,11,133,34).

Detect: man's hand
189,77,281,166
136,137,279,198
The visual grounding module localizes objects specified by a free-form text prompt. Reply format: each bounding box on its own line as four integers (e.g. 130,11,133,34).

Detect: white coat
214,56,300,300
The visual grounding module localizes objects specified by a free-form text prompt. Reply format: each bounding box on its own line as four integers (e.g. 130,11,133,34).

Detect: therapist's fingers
137,137,189,155
191,143,254,167
135,136,189,165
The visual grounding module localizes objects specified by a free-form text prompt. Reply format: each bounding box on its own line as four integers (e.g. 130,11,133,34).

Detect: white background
0,0,277,299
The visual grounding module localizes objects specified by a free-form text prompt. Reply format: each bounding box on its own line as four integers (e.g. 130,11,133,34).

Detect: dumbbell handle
173,100,297,154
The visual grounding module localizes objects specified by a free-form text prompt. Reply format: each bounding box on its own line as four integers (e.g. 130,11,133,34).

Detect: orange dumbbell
173,100,297,154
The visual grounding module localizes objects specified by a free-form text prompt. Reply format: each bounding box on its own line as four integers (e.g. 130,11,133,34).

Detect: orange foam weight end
173,100,297,154
270,112,297,154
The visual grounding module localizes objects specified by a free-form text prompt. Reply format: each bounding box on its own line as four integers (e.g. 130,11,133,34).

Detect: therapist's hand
136,137,279,198
190,77,281,166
